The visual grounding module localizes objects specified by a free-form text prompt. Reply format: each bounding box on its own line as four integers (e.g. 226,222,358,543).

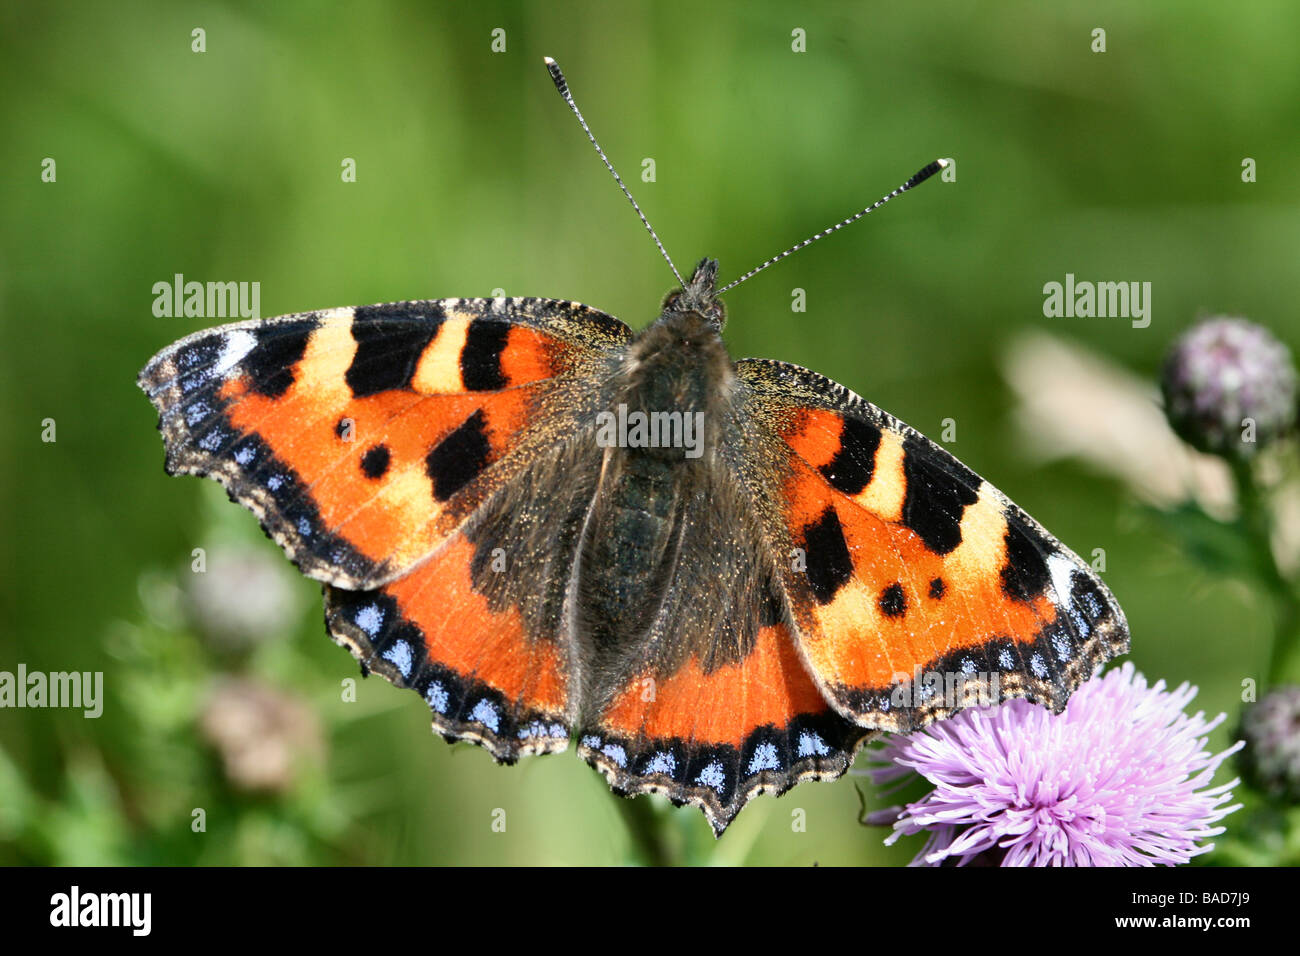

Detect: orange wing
578,619,871,835
139,298,629,589
738,358,1130,734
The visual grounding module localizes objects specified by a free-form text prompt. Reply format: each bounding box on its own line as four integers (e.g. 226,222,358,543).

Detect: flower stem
1230,458,1300,685
616,795,674,866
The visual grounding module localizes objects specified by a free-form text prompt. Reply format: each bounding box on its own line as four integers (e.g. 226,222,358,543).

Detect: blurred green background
3,0,1298,865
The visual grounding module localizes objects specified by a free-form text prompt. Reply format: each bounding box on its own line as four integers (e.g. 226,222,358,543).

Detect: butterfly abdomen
578,308,739,638
580,453,683,643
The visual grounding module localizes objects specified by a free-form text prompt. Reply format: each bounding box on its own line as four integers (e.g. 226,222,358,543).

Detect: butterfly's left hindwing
325,428,611,760
736,358,1130,734
140,298,632,757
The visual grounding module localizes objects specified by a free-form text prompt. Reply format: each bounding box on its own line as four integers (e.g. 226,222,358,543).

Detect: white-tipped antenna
544,57,685,289
715,158,949,296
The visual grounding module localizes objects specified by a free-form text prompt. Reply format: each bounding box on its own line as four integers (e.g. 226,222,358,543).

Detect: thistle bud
1161,317,1296,459
1238,686,1300,802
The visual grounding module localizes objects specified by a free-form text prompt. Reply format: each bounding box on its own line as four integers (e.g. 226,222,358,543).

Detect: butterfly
138,59,1129,836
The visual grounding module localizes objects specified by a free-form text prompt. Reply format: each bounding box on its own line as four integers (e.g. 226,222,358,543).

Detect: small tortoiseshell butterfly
139,59,1129,835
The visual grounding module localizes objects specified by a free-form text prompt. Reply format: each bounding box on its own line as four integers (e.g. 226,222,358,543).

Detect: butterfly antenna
715,158,948,296
544,57,686,289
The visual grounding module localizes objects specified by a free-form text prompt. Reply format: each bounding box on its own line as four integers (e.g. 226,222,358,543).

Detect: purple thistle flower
865,663,1243,866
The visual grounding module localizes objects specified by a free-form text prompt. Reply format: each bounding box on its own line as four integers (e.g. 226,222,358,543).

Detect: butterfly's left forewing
139,298,629,589
736,358,1130,734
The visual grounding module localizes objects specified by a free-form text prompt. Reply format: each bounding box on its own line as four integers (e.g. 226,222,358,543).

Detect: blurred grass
1,0,1297,864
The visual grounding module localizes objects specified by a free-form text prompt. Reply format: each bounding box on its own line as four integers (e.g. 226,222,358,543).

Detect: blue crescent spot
518,720,565,741
747,742,781,774
601,743,627,768
644,751,676,775
1030,653,1048,678
185,401,211,426
1080,590,1103,617
382,640,413,679
425,682,449,714
797,731,830,758
469,699,500,733
354,603,384,637
696,761,726,792
1068,606,1092,639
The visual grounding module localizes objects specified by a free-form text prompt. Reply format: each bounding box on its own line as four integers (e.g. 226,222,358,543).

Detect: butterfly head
661,258,726,330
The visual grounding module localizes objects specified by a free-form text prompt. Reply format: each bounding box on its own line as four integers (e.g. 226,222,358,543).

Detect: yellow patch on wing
412,314,471,394
328,459,448,569
807,573,903,687
289,313,360,412
940,482,1008,587
850,428,906,522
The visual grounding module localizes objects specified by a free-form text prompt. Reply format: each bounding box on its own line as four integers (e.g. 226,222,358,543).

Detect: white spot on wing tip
1047,553,1078,605
213,330,257,378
